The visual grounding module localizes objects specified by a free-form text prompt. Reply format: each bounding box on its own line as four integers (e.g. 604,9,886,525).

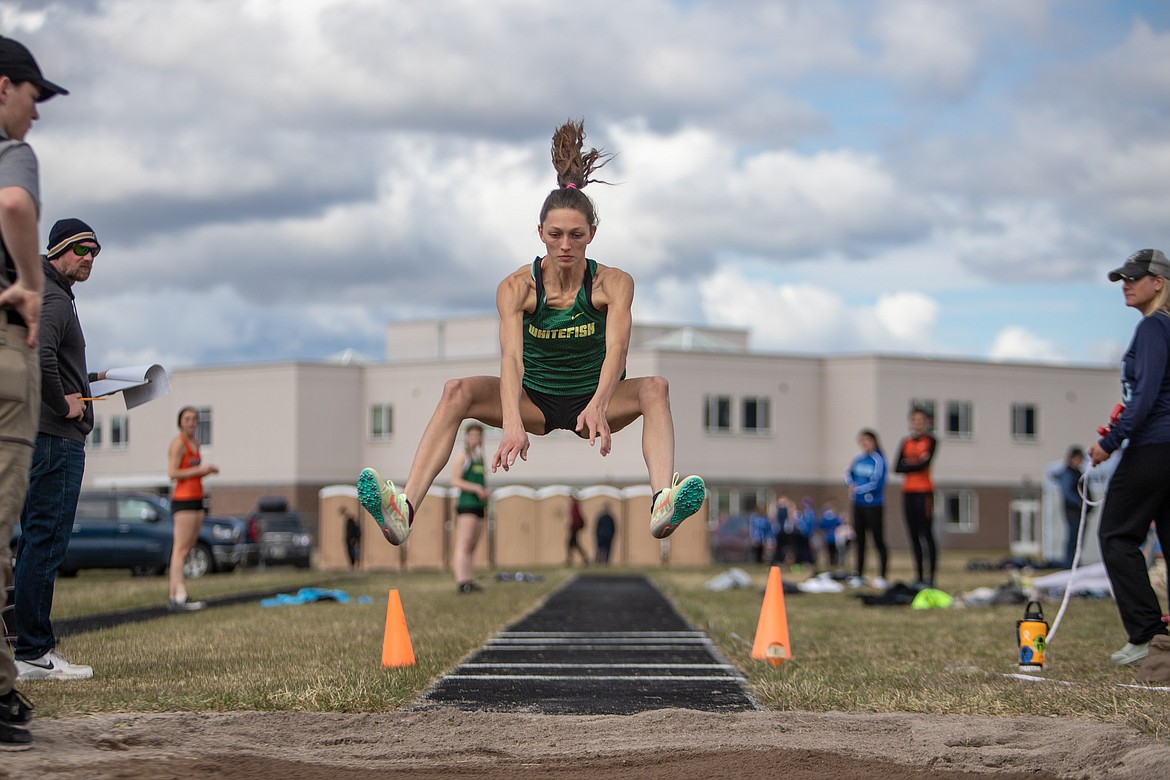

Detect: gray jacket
38,256,94,441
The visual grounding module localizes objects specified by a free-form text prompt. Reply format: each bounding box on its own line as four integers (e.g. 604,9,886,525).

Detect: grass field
18,552,1170,742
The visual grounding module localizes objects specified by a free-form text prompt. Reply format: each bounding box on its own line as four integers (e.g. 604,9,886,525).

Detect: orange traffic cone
381,589,416,668
751,566,792,666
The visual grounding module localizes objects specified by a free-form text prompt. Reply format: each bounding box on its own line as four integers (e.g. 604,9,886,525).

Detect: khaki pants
0,319,39,695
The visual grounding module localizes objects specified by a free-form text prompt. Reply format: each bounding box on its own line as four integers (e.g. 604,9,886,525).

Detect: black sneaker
457,581,483,594
0,689,33,725
0,720,32,752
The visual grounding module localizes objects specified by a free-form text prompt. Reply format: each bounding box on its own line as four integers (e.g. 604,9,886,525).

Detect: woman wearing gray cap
1088,248,1170,679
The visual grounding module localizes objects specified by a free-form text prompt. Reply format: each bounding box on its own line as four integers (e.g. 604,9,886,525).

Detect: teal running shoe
357,467,412,545
649,473,706,539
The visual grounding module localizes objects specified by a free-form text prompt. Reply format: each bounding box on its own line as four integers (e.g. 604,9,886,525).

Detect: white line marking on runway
442,675,743,682
481,644,714,651
489,638,713,645
461,663,741,671
496,631,705,638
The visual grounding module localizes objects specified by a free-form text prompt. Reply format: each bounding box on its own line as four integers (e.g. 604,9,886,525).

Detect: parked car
710,514,753,563
246,496,313,569
9,491,253,578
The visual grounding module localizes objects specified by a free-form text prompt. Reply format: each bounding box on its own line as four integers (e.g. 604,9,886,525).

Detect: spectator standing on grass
1087,248,1170,681
167,406,218,612
770,495,796,567
566,495,589,567
845,428,889,585
1056,446,1085,568
594,503,616,565
451,423,490,593
0,35,68,752
13,219,105,684
895,408,938,587
342,506,361,569
749,505,771,564
794,497,816,571
818,500,844,569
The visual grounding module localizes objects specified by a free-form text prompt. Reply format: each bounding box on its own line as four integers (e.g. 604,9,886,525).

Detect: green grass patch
652,554,1170,741
47,567,344,618
31,568,567,716
22,555,1170,743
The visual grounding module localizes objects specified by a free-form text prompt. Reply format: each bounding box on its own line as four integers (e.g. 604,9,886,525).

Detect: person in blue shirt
845,428,888,584
818,500,845,568
794,497,817,568
1087,248,1170,671
749,506,772,564
1056,446,1085,569
769,495,797,567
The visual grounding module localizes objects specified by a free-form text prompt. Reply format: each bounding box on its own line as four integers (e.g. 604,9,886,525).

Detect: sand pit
4,708,1170,779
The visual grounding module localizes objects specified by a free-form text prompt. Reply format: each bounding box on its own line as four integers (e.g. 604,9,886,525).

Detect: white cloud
2,1,1163,371
672,267,940,355
989,326,1065,364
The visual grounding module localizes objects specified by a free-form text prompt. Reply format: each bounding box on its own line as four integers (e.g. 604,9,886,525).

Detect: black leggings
1098,442,1170,645
903,492,936,583
853,503,888,579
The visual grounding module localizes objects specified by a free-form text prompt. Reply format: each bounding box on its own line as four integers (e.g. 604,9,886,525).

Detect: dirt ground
3,708,1169,780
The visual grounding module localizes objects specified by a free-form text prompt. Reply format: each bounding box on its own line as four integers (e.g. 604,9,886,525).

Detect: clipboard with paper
86,364,171,409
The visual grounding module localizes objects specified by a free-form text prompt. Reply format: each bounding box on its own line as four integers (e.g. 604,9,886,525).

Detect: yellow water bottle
1017,600,1048,672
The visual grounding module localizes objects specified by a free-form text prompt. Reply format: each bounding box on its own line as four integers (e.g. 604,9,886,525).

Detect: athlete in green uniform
451,423,490,593
358,119,705,546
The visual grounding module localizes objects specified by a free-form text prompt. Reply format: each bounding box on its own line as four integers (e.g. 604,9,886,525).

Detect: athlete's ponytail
539,118,614,227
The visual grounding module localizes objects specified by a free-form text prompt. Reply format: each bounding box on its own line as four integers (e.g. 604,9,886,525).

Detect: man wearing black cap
0,35,67,752
13,220,104,688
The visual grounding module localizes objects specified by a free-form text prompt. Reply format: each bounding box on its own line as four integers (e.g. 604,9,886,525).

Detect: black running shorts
523,386,593,434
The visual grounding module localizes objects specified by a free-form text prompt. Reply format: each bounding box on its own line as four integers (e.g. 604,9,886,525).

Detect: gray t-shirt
0,133,42,299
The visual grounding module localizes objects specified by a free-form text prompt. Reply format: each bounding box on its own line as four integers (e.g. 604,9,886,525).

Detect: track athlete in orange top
358,119,705,546
166,405,218,612
895,407,938,587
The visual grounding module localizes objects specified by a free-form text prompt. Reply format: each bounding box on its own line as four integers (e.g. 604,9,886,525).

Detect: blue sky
3,0,1168,371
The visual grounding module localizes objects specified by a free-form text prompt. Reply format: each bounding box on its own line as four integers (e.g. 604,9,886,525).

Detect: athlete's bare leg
401,376,544,510
605,375,673,493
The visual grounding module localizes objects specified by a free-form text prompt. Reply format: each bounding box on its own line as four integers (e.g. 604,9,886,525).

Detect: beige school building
82,316,1120,571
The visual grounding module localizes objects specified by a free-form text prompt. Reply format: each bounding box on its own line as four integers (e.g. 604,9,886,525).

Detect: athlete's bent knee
439,377,475,413
642,375,670,405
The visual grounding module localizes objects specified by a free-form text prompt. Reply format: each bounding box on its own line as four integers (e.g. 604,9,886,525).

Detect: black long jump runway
422,574,756,714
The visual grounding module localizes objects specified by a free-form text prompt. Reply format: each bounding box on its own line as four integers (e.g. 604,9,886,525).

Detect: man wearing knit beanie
12,219,104,690
0,34,68,753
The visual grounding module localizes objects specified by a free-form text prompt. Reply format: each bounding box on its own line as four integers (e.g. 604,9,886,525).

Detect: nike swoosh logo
571,313,584,320
21,660,52,669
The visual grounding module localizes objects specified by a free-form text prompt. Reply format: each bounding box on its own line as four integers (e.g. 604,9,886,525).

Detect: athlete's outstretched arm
577,267,634,456
494,271,531,472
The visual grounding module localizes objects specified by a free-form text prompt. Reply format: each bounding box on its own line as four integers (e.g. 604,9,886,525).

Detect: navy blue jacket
1100,312,1170,453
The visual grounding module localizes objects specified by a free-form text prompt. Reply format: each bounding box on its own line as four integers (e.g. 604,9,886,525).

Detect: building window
196,407,213,446
941,490,976,532
110,415,130,449
369,404,393,440
704,395,731,433
910,399,936,431
88,419,103,449
741,396,771,434
944,401,973,439
740,488,769,514
1011,403,1037,441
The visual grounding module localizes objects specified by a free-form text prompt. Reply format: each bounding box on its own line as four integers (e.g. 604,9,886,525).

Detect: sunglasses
70,244,100,258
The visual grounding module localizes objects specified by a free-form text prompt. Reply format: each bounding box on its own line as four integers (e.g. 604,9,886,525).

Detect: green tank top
456,454,486,511
522,258,611,396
